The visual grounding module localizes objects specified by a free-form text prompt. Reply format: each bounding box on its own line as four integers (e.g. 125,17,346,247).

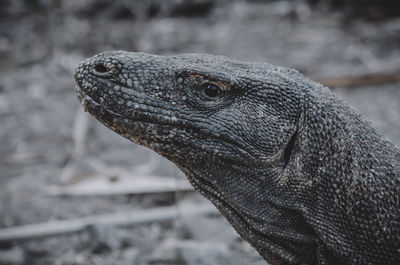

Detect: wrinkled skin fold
74,51,400,265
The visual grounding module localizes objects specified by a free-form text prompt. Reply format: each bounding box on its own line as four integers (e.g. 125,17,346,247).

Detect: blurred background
0,0,399,264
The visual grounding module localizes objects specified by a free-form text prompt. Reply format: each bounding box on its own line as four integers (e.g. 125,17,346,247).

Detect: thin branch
0,203,217,242
316,71,400,89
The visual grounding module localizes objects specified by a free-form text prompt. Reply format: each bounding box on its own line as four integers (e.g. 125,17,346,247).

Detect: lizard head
74,51,303,166
74,51,318,263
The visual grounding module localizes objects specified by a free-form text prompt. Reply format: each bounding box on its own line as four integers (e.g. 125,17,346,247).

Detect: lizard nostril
94,64,109,73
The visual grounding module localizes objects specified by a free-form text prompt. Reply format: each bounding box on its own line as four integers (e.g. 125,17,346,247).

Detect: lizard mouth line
76,86,275,167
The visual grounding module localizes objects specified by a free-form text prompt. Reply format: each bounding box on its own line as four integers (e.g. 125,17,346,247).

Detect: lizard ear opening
283,128,298,165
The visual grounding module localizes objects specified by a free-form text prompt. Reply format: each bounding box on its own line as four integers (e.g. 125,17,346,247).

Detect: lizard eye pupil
203,83,221,99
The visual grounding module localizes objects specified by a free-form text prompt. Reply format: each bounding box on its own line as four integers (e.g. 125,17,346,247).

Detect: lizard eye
202,82,221,100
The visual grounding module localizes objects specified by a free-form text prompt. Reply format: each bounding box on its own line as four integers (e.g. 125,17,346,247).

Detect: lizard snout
74,53,122,84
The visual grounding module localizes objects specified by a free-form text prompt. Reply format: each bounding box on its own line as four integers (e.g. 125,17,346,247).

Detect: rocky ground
0,0,399,264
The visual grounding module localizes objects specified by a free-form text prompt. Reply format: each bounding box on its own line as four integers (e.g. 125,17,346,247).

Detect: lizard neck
296,90,400,264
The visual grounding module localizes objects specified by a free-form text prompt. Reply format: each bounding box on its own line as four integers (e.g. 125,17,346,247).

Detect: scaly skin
74,51,400,265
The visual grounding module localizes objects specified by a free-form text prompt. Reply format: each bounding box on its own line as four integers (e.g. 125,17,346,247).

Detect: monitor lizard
74,51,400,265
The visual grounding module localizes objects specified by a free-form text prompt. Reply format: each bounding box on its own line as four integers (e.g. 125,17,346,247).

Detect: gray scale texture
74,51,400,265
